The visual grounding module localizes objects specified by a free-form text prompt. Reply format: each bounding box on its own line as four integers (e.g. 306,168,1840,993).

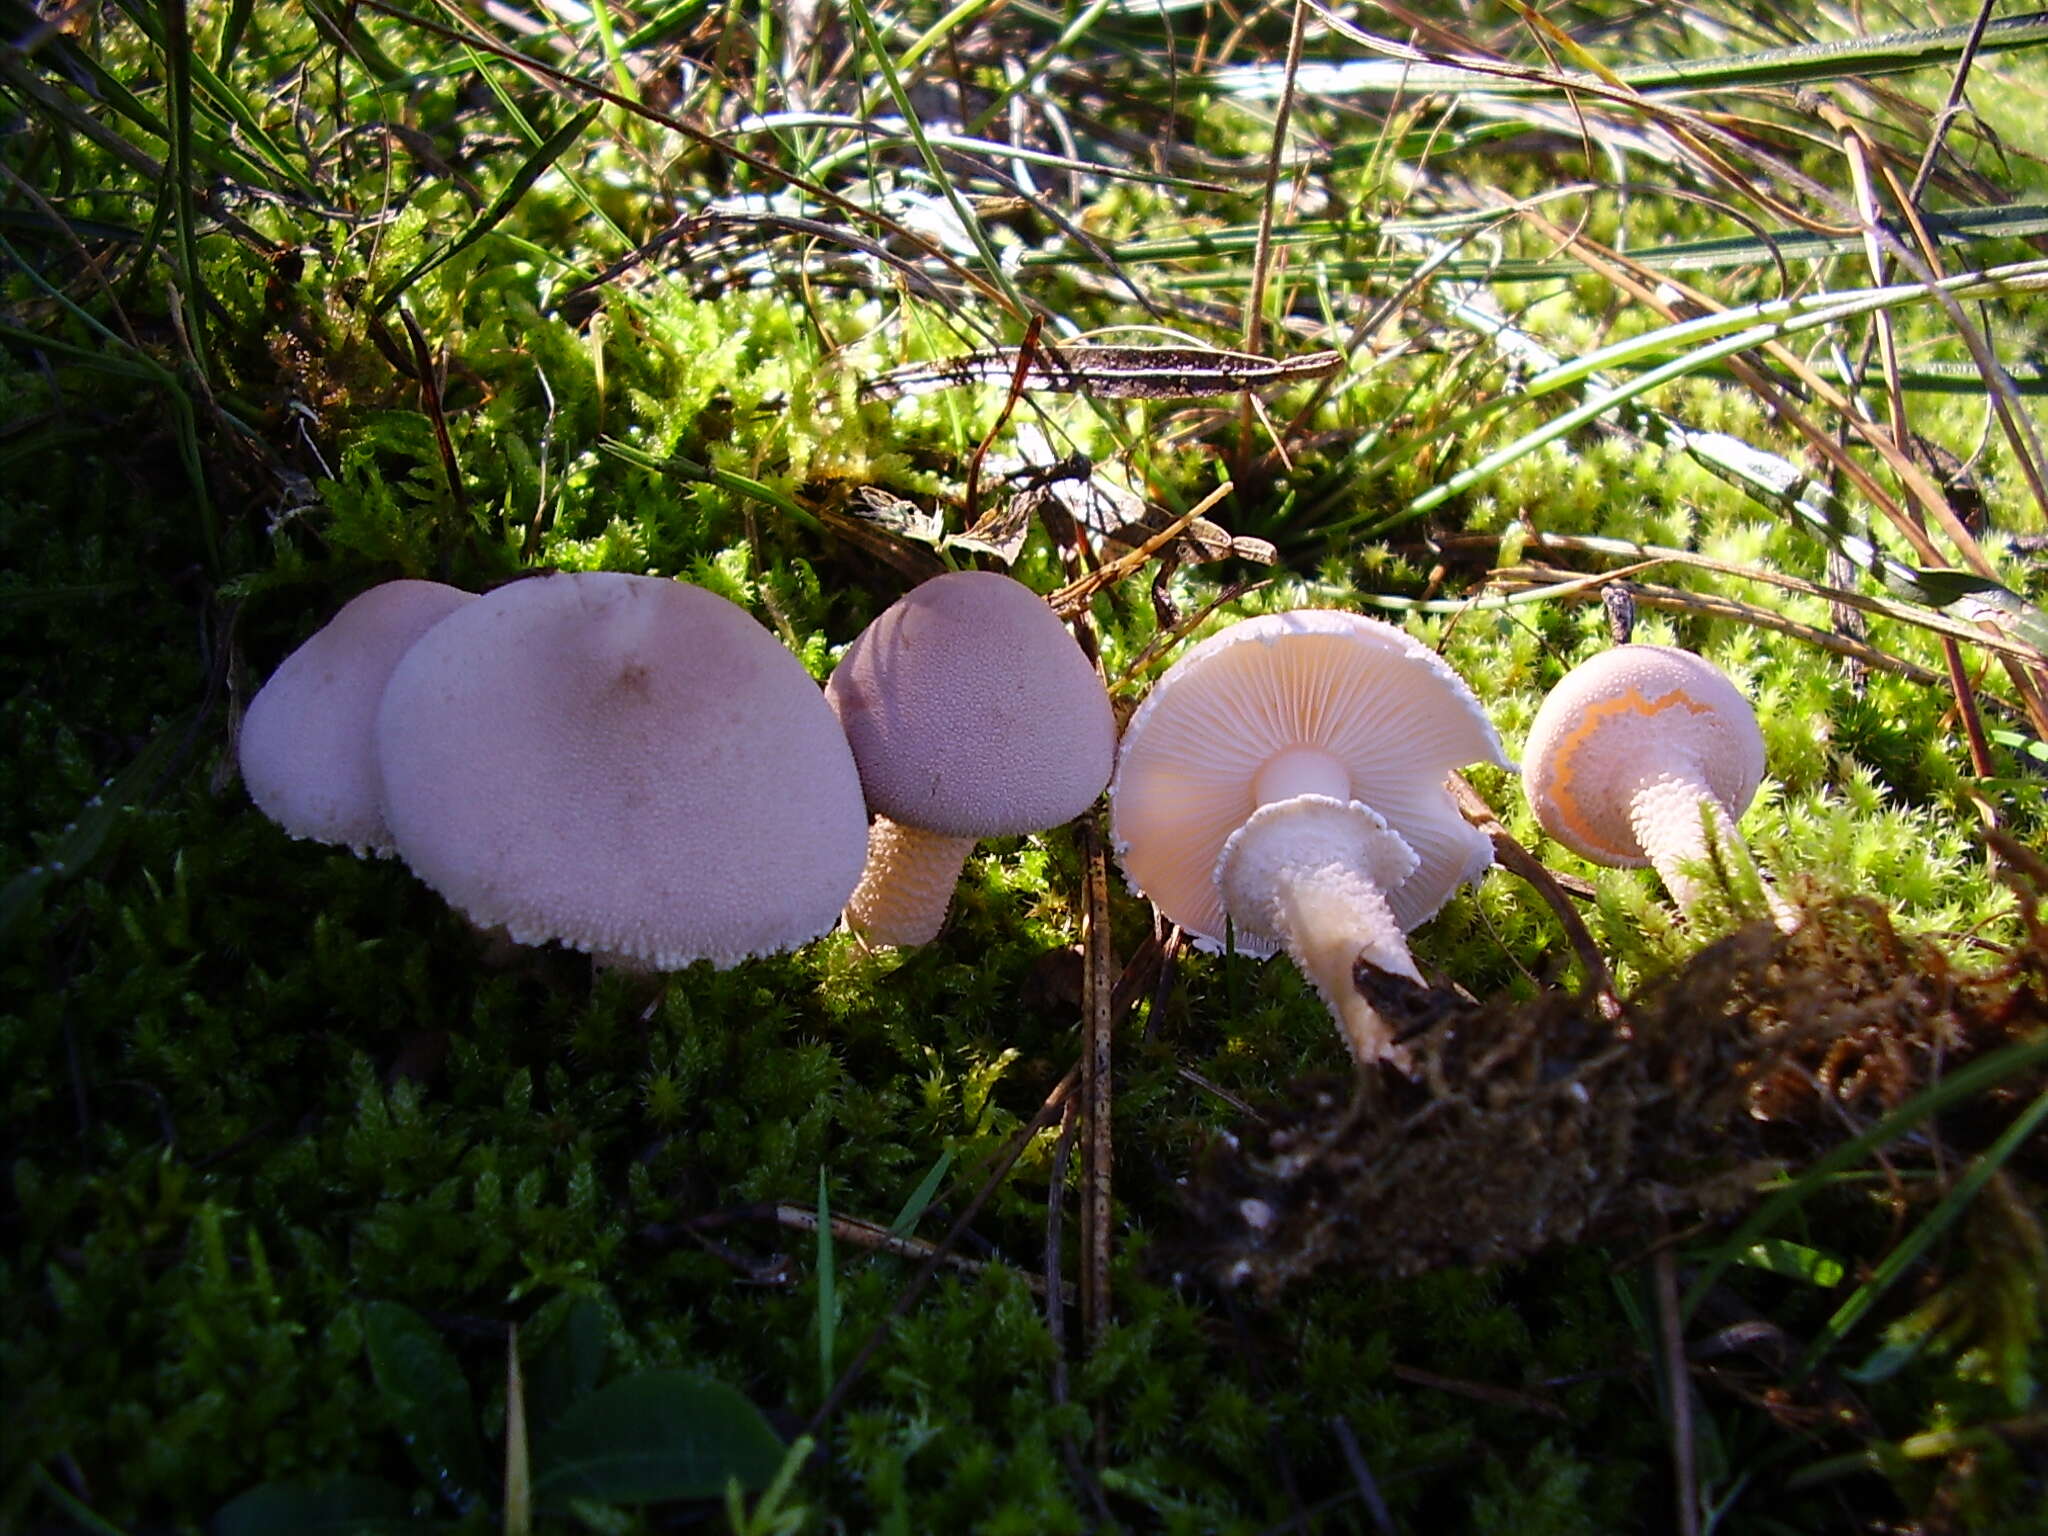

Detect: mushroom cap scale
239,579,475,854
1109,609,1509,954
824,570,1116,838
374,571,869,969
1522,644,1765,867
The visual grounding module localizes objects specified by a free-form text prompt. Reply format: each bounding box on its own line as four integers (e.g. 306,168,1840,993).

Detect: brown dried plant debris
1179,868,2048,1299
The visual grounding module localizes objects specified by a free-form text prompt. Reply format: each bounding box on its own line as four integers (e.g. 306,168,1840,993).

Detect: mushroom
1109,610,1509,1065
239,579,475,854
1521,643,1796,929
374,571,870,968
824,570,1117,946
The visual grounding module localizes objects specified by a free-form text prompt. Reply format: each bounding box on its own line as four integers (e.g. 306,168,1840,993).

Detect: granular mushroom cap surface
239,578,475,853
825,570,1116,837
375,571,869,968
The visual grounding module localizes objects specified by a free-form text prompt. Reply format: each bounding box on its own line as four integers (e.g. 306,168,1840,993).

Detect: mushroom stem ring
1217,796,1426,1064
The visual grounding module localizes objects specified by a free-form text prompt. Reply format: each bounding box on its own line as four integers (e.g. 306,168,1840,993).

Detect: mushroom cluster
245,566,1790,1053
241,572,870,968
1109,610,1510,1065
242,568,1114,968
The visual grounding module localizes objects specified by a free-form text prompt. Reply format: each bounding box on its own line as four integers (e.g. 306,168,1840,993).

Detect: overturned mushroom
374,571,870,968
1522,643,1796,929
1110,610,1509,1064
239,579,475,854
824,570,1117,946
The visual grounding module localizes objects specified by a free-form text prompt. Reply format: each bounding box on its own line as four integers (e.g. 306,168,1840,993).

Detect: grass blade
372,104,603,315
1680,1038,2048,1325
158,0,209,383
816,1165,835,1405
1213,11,2048,99
1793,1085,2048,1381
887,1151,955,1239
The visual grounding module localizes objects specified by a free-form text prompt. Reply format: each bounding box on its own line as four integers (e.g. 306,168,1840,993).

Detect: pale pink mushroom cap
824,570,1117,946
374,571,869,969
1110,610,1509,956
826,570,1116,837
1522,644,1764,868
239,579,475,854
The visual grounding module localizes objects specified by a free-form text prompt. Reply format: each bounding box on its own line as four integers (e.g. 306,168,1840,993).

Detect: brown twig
1448,772,1615,1007
1235,0,1309,481
1047,478,1234,618
962,314,1043,527
1389,1362,1569,1421
1655,1237,1700,1536
1044,1097,1112,1520
397,307,468,522
1907,0,1999,207
1045,1097,1079,1367
1819,97,1999,779
1176,1065,1267,1123
1112,575,1273,690
760,1204,1070,1300
1330,1416,1398,1536
1492,566,1950,687
1079,819,1116,1353
1423,529,2048,671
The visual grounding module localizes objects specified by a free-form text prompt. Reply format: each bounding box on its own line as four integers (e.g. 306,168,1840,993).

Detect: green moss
7,1,2047,1530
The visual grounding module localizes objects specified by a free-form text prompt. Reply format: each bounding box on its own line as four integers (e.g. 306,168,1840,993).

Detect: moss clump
8,1,2048,1529
1181,858,2048,1293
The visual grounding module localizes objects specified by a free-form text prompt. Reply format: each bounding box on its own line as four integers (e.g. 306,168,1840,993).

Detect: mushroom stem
1216,796,1426,1067
845,815,978,947
1264,858,1422,1067
1253,745,1353,806
1628,771,1799,931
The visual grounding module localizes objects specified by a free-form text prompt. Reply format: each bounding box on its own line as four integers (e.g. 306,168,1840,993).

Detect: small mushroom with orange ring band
825,570,1118,947
1108,610,1511,1066
1521,643,1797,930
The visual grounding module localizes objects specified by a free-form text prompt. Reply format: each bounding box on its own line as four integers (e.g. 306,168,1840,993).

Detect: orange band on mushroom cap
1544,685,1720,859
